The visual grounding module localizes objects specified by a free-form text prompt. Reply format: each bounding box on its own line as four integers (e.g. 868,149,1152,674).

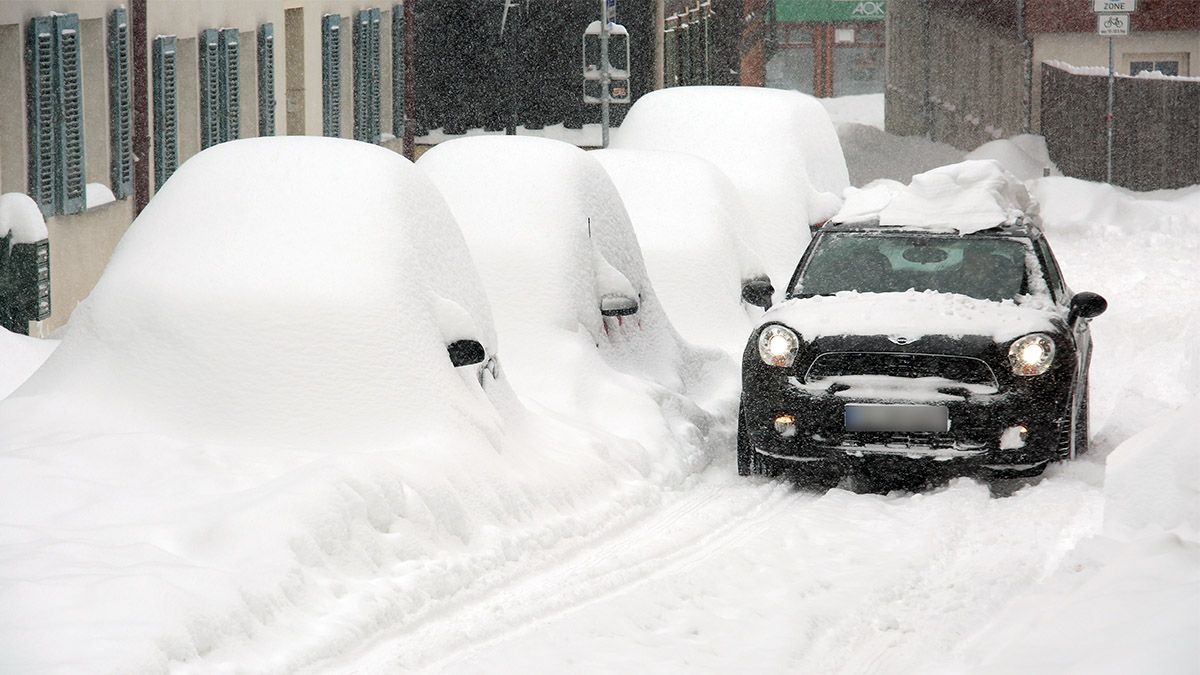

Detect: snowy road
333,463,1102,674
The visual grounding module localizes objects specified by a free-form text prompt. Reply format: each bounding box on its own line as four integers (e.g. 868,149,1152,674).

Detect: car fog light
774,414,797,437
1000,424,1029,450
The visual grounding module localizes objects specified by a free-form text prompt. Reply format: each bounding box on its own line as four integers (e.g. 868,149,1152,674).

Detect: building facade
763,0,886,97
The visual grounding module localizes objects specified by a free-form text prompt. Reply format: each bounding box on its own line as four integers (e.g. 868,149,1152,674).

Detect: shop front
765,0,886,97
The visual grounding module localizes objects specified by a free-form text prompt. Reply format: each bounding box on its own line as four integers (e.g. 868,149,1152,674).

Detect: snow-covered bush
612,86,849,294
592,148,766,354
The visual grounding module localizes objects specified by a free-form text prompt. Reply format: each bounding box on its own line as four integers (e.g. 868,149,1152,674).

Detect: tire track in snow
323,474,810,673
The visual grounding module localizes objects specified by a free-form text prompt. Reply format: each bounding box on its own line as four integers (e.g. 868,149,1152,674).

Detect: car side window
1035,238,1069,303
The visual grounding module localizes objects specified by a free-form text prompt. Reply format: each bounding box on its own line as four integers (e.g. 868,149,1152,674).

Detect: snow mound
819,93,885,129
763,290,1057,343
834,159,1038,234
9,137,497,447
612,86,849,294
85,183,116,209
592,148,765,354
964,135,1061,181
1029,176,1200,243
1104,398,1200,536
0,193,48,244
0,327,57,399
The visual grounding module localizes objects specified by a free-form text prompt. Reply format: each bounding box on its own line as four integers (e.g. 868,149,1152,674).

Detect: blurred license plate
844,404,949,433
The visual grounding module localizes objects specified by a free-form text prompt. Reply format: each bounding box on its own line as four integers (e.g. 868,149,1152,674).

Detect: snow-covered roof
612,86,849,292
13,137,497,447
832,160,1038,235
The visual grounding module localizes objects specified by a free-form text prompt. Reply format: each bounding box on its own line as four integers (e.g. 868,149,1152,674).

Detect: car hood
761,290,1061,346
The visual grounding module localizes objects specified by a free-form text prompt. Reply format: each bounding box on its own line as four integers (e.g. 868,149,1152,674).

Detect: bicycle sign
1097,13,1130,36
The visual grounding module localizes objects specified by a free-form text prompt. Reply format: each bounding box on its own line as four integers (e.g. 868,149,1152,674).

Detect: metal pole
1106,35,1114,184
600,0,611,148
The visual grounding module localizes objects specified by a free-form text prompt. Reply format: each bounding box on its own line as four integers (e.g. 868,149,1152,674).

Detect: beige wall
1032,30,1200,131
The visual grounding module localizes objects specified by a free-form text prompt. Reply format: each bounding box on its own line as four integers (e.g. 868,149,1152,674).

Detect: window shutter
108,8,133,199
353,10,369,142
199,29,220,149
370,9,381,144
322,14,341,137
391,5,404,140
26,16,57,216
55,13,86,215
257,23,275,136
220,28,240,142
153,35,179,190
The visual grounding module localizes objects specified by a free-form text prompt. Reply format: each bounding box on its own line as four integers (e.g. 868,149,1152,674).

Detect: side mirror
741,277,774,310
600,293,639,317
447,339,487,367
1069,291,1107,322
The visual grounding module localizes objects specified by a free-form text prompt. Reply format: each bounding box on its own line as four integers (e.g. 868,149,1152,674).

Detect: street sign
1097,13,1130,36
1093,0,1135,12
605,0,616,23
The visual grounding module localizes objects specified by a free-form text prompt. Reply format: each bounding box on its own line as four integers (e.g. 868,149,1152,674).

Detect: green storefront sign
776,0,886,22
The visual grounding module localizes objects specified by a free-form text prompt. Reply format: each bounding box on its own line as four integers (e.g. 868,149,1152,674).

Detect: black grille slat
807,352,997,387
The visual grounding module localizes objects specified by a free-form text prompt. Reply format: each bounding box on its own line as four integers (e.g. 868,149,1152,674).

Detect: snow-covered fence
1041,62,1200,191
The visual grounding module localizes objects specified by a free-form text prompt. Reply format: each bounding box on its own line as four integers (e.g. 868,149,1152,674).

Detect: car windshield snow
792,233,1031,302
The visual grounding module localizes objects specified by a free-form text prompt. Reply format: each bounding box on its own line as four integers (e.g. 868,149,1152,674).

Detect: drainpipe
1017,0,1032,133
132,0,149,215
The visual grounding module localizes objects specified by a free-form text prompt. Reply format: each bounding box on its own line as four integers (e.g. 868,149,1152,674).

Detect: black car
738,218,1106,484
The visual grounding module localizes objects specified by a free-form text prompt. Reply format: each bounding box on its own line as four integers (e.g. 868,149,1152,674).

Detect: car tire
1073,387,1090,456
737,404,754,476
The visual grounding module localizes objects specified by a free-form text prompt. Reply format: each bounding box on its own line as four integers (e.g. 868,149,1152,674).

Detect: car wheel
1073,387,1090,456
737,404,754,476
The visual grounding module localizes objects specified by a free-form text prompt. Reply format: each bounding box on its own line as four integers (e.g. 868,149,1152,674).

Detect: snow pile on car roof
833,159,1038,234
592,148,765,354
612,86,849,295
10,137,495,447
764,289,1057,343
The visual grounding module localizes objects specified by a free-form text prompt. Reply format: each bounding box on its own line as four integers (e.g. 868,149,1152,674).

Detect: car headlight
758,324,800,368
1009,333,1055,376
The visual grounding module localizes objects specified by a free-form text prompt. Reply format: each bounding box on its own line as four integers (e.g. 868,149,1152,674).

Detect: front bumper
742,381,1068,476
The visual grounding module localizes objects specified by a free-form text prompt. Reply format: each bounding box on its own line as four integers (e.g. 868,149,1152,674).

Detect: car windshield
793,233,1031,302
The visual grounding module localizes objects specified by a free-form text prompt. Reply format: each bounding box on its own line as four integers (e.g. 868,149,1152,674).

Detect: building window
258,23,275,136
199,28,240,149
322,14,342,137
354,8,382,144
1127,52,1188,77
1130,60,1179,76
26,13,87,217
108,8,133,200
153,35,179,190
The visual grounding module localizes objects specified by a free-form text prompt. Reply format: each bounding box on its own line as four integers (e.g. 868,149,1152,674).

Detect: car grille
806,352,998,387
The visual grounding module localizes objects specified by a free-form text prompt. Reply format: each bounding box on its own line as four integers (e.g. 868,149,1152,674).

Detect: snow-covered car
591,148,773,353
738,161,1107,483
612,86,849,300
417,135,728,448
